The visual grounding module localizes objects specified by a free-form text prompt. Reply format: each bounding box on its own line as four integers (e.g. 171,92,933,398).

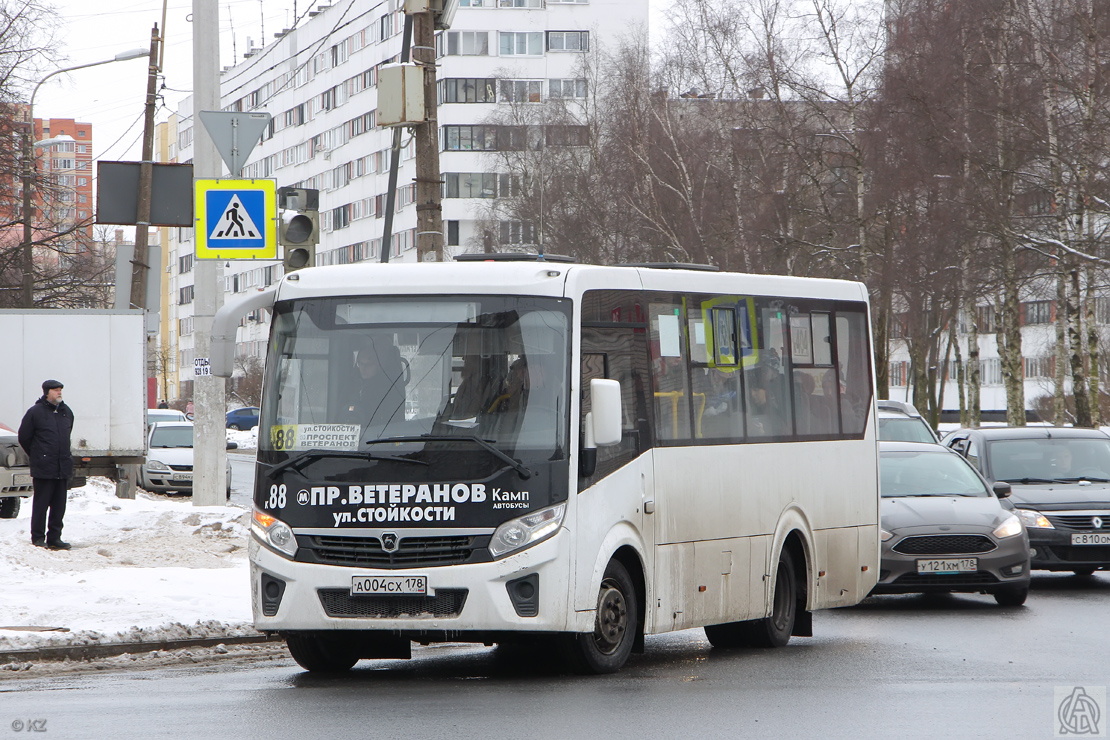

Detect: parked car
872,441,1030,606
877,399,940,443
944,426,1110,575
140,421,236,495
225,406,260,431
0,422,32,519
146,408,188,429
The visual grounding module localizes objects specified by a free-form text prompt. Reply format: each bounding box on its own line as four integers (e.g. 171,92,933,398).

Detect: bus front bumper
248,530,586,634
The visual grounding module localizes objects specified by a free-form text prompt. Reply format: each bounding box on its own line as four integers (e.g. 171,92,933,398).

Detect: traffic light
277,187,319,271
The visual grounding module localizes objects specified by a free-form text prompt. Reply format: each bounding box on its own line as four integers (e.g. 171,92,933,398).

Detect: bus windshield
259,295,571,466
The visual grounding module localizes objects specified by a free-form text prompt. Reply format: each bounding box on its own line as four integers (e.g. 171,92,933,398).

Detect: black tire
1072,568,1096,577
993,585,1029,607
747,549,799,648
565,560,638,674
0,496,20,519
229,424,241,431
285,633,360,672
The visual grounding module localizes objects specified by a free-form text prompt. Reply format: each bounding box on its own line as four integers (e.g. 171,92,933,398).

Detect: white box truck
0,309,147,515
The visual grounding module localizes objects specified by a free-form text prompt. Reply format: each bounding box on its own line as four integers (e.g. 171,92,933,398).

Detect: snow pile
0,478,254,651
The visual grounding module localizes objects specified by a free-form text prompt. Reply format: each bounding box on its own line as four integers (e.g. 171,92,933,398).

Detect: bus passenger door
578,328,656,625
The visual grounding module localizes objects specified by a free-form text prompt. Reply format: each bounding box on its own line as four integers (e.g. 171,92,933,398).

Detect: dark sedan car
944,426,1110,575
226,406,260,430
873,441,1030,606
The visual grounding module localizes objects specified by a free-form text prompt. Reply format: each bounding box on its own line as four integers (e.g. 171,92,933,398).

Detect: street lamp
20,48,149,306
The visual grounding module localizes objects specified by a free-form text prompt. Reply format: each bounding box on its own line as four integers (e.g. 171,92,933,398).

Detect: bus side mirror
591,379,623,447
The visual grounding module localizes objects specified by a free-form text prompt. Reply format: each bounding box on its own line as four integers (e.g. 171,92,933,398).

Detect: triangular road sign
209,194,261,240
198,111,272,176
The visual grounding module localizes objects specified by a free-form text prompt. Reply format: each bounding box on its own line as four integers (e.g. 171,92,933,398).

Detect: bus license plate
13,474,31,486
916,558,977,574
1072,533,1110,545
351,575,428,596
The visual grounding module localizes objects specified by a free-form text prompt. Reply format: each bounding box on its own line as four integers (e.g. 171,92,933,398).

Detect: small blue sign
205,189,266,249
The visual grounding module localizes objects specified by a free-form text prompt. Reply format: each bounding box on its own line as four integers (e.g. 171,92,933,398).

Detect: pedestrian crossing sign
194,178,277,259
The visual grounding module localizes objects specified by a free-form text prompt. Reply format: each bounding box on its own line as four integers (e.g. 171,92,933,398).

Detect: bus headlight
252,509,298,559
489,503,566,558
1016,509,1054,530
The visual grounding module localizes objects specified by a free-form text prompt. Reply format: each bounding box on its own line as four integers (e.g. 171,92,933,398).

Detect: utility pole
128,24,163,312
413,7,443,262
192,0,227,507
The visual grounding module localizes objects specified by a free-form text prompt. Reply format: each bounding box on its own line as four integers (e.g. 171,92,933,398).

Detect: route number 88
267,484,287,509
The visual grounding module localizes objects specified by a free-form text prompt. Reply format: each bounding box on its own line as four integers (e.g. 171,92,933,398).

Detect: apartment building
160,0,647,399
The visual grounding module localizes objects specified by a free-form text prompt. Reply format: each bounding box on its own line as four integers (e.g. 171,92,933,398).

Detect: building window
545,125,589,146
445,173,499,198
442,125,499,151
499,220,536,245
979,358,1002,385
547,31,589,52
178,285,194,305
447,220,460,246
1023,300,1052,325
499,31,543,56
439,78,496,103
499,0,543,6
499,79,543,103
549,78,587,98
1024,356,1052,378
442,31,490,56
889,361,908,387
332,204,351,230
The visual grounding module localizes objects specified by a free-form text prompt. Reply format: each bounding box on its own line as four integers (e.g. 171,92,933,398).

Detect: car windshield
880,450,991,498
987,437,1110,482
149,426,194,448
879,416,936,443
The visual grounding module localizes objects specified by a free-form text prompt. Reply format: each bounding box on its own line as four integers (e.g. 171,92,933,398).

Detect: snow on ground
0,429,260,652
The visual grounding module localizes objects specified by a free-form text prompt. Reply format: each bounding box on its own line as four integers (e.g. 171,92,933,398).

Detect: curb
0,633,283,665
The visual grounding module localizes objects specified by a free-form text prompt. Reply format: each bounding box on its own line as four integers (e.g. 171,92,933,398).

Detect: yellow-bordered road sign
195,178,277,259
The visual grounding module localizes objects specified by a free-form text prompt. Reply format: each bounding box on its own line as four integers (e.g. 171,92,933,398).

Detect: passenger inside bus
349,337,407,430
448,355,497,420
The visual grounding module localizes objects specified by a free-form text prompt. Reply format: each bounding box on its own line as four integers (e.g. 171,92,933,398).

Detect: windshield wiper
1000,477,1056,484
264,449,428,479
368,434,533,480
1051,476,1110,483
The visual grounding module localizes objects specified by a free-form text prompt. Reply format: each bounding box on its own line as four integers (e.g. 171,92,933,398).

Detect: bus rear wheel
704,549,798,649
0,496,20,519
565,560,638,674
285,632,360,672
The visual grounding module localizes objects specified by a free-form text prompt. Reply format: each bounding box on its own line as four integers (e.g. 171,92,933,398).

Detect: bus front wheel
704,549,798,649
565,559,638,674
285,632,360,672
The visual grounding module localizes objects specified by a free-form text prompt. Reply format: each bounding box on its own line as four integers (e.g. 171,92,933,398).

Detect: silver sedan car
872,441,1031,606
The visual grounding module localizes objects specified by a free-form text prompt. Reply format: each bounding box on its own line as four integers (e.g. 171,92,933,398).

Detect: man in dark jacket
18,379,75,550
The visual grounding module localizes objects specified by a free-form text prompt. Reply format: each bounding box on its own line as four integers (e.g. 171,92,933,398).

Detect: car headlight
489,503,566,558
880,528,894,542
992,514,1023,539
251,509,298,558
146,459,170,471
1016,508,1054,529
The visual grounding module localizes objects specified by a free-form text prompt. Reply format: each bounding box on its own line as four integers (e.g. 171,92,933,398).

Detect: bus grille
298,534,486,568
893,535,995,555
317,588,468,618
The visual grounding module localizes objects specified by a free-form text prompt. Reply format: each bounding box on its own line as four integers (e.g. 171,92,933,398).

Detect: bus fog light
489,503,566,558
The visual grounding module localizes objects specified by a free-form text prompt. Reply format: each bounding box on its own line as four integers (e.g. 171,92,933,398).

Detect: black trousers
30,478,68,544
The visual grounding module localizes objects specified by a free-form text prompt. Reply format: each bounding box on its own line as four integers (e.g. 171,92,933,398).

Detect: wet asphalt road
2,571,1108,740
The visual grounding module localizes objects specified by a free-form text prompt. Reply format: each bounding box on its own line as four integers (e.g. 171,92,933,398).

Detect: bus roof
273,261,869,304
